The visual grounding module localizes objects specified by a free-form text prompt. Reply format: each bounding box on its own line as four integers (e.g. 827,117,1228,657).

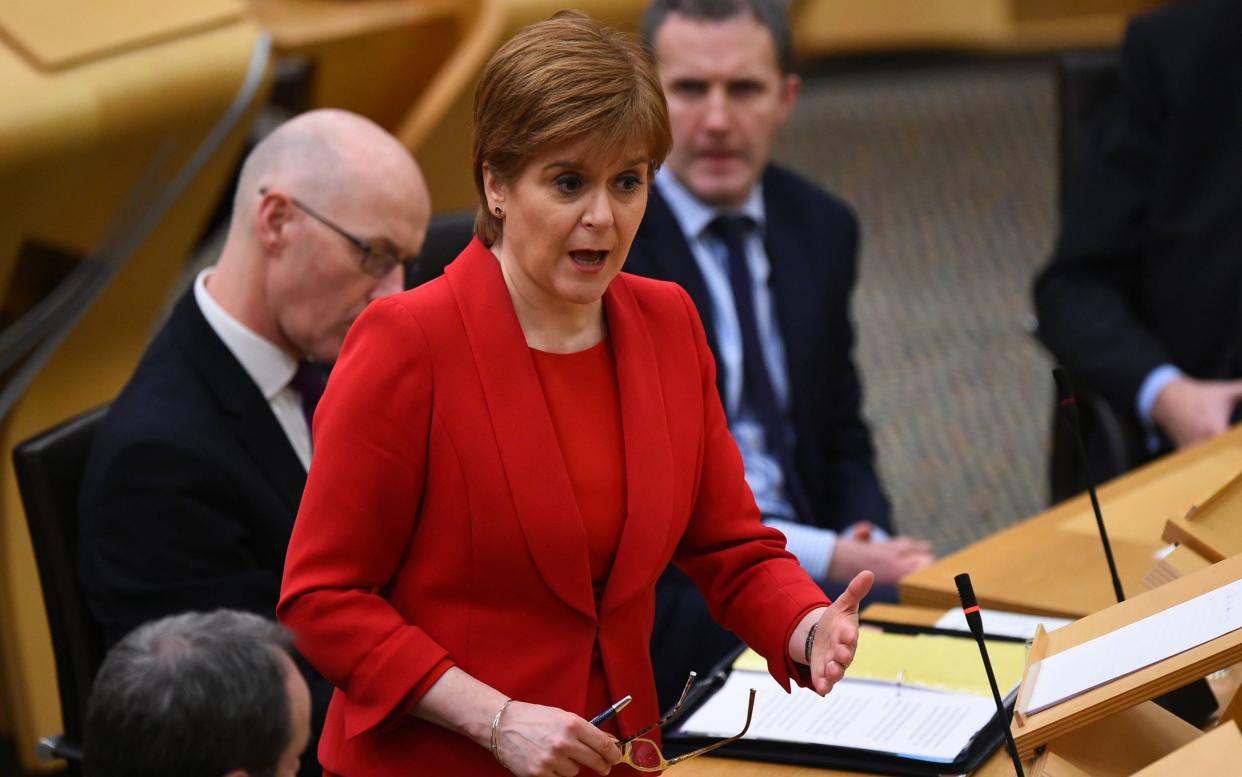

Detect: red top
530,338,627,591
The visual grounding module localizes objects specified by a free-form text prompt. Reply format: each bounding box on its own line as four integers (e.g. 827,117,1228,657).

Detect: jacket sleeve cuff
341,625,453,739
770,600,831,692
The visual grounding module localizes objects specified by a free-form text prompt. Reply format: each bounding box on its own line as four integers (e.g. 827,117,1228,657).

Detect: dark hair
84,610,295,777
641,0,796,73
472,10,672,245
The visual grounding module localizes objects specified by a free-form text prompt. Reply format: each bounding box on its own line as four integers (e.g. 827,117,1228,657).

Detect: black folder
658,619,1021,776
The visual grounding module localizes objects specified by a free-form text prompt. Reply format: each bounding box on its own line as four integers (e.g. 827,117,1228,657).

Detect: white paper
934,608,1072,641
1026,578,1242,714
677,670,998,763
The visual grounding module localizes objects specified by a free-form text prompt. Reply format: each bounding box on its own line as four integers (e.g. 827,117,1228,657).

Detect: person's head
642,0,800,208
472,11,671,313
83,610,311,777
217,109,432,362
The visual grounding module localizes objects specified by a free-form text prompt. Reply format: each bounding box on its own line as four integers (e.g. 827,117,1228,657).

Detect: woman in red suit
278,11,873,777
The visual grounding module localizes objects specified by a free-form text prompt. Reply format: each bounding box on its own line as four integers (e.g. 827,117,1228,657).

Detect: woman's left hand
802,570,875,695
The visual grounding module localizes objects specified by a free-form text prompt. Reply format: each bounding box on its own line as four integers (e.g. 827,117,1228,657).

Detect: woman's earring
493,206,504,217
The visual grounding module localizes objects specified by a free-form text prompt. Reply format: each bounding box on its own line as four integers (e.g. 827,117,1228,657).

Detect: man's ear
482,162,507,215
776,72,802,125
255,190,292,253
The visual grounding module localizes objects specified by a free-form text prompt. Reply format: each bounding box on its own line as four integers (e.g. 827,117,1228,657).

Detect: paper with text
678,671,998,763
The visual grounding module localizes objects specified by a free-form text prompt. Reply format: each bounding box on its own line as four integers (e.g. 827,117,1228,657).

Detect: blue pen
589,694,633,726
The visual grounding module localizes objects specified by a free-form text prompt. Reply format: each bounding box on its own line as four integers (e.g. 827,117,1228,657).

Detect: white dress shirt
194,269,312,470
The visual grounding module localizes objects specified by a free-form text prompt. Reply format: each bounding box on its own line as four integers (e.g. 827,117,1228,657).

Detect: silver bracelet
490,699,515,769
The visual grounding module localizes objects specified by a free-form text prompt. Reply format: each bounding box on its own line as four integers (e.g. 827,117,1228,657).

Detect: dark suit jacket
1034,0,1242,430
278,238,828,775
78,289,330,777
626,164,890,531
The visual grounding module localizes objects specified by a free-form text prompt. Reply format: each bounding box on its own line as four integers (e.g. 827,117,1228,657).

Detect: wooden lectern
1011,554,1242,761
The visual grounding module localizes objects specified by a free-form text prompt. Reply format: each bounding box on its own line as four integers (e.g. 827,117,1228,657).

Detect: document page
678,670,998,763
1026,578,1242,714
934,608,1072,641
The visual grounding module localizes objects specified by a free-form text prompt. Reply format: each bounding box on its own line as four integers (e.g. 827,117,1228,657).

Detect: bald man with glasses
78,109,431,777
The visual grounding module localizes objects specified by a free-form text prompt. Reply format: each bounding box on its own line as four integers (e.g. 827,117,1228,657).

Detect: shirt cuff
1138,364,1182,451
763,518,836,581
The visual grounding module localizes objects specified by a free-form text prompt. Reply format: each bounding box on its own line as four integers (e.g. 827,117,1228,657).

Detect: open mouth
569,249,609,266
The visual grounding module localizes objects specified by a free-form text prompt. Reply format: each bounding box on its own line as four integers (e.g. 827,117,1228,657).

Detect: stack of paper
684,633,1026,764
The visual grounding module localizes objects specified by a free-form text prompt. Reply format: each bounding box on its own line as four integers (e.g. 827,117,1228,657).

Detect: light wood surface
1030,702,1199,776
1011,554,1242,757
247,0,453,50
1130,720,1242,776
1162,469,1242,563
900,423,1242,617
0,0,243,70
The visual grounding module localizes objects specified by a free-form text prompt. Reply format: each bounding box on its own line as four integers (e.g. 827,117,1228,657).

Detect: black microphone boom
955,573,1025,777
1052,366,1126,603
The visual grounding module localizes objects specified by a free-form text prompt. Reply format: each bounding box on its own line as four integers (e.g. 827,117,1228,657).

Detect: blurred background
0,0,1159,773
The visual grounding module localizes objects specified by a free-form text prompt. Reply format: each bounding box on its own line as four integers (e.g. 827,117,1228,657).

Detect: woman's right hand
494,701,622,776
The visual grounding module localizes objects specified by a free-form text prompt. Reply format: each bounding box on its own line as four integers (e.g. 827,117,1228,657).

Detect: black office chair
1045,50,1148,505
406,209,476,289
13,406,109,774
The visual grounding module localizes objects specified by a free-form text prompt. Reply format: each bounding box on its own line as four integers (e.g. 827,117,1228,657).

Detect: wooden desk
900,424,1242,617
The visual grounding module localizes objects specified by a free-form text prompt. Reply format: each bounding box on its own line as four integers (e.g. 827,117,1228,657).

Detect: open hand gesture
807,570,874,695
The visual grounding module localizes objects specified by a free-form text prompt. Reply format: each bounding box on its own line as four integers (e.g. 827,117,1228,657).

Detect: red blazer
278,238,829,775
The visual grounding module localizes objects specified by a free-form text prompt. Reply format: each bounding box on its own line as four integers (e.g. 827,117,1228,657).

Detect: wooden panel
1130,721,1242,776
0,0,243,71
901,426,1242,618
1162,469,1242,563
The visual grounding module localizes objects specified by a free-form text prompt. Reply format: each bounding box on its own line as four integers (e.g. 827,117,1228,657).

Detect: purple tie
290,362,328,428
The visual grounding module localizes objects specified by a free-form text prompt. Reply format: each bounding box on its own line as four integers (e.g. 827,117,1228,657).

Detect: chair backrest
13,406,109,760
405,210,477,289
1047,50,1147,504
1056,49,1122,214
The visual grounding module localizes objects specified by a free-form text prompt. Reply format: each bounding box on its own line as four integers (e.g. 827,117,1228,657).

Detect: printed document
678,671,998,763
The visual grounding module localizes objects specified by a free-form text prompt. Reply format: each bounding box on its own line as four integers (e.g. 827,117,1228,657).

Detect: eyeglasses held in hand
617,672,756,771
258,188,417,278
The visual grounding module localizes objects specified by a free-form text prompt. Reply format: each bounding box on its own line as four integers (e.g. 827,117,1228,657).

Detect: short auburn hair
472,11,672,245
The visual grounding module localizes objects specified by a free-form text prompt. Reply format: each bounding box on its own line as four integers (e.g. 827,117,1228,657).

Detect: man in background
1035,0,1242,479
78,108,432,775
84,610,310,777
628,0,933,708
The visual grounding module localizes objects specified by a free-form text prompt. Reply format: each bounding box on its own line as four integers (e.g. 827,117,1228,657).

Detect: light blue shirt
655,169,878,580
1138,364,1182,451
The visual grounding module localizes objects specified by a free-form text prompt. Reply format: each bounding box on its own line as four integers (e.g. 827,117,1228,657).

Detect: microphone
955,573,1025,777
1052,366,1125,602
1053,368,1219,725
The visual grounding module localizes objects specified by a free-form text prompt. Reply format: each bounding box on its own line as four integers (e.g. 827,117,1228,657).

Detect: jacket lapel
632,189,726,400
171,292,306,515
446,240,596,620
599,275,677,615
633,189,719,353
